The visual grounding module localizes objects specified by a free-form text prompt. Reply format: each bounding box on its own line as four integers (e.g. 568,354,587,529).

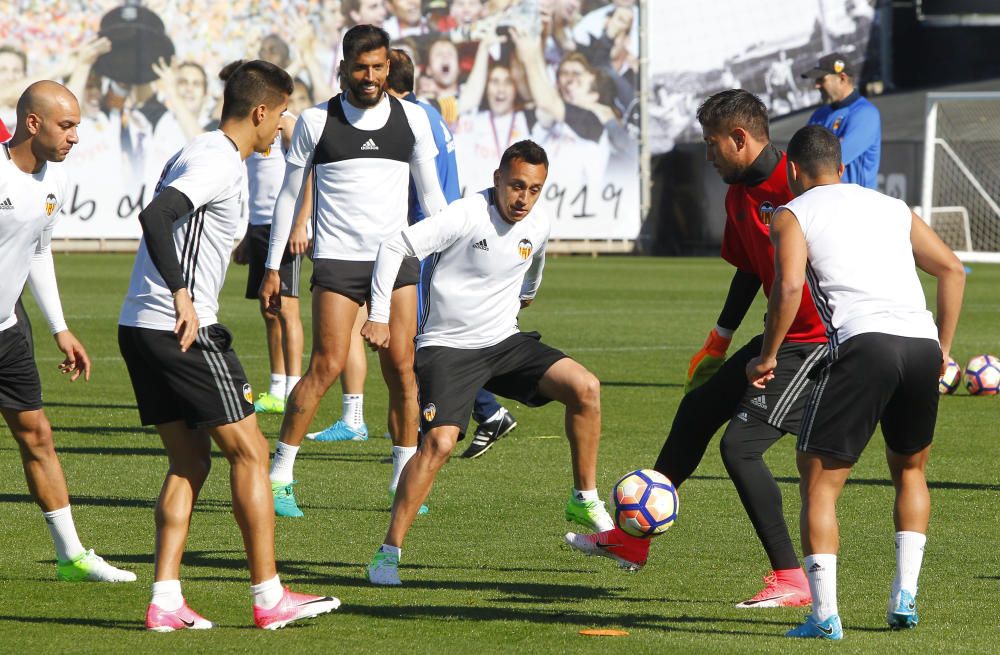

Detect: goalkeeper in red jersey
567,90,826,609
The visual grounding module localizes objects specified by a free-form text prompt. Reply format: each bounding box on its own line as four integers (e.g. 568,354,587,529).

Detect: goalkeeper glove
684,327,732,394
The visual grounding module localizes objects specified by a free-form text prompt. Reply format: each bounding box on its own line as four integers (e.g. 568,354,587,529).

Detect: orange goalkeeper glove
684,327,732,394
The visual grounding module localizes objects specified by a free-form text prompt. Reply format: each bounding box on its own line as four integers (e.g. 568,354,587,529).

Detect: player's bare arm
747,208,806,387
288,170,314,256
910,211,966,371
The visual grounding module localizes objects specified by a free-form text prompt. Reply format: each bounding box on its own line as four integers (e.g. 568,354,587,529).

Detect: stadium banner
647,0,880,155
0,1,640,241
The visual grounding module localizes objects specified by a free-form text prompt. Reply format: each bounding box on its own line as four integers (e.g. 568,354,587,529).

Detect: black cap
800,52,853,79
93,3,175,85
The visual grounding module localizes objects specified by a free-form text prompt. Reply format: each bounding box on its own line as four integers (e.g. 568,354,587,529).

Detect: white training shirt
119,130,247,330
781,183,938,346
279,94,438,263
245,129,285,226
370,189,550,350
0,144,69,334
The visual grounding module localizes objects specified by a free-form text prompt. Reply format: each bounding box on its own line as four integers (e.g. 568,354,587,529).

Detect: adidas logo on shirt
0,197,13,210
750,395,767,409
736,411,749,422
472,239,489,251
361,138,379,151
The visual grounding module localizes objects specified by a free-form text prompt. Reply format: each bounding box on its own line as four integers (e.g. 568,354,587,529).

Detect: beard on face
348,75,383,107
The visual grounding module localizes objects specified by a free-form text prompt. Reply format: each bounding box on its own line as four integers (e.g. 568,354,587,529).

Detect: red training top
720,148,827,343
0,117,10,143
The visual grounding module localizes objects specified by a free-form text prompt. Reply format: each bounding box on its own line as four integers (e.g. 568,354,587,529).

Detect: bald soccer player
0,81,135,583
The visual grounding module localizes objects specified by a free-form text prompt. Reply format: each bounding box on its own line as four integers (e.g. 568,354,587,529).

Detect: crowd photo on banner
0,0,640,240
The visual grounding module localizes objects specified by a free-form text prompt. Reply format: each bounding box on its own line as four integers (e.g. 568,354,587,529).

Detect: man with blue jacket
802,53,880,189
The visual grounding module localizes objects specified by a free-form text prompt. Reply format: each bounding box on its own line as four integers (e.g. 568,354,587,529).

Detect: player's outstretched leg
213,416,340,629
720,418,810,608
564,345,761,573
368,426,459,585
380,285,424,513
534,359,613,533
307,305,368,442
786,452,850,640
145,421,214,630
2,407,136,582
885,445,930,629
270,289,358,517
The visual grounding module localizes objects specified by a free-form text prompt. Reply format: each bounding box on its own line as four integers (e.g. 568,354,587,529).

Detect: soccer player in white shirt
747,125,965,639
361,141,615,585
261,25,448,518
0,81,135,584
118,61,339,631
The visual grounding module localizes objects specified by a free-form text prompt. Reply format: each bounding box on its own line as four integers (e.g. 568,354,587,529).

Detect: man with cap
801,52,881,189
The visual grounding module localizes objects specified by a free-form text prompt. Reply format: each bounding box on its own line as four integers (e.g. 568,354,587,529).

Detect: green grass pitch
1,254,997,653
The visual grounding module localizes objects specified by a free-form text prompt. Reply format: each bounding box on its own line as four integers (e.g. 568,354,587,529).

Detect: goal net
921,92,1000,262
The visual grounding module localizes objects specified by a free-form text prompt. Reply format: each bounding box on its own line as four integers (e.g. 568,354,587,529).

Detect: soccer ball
965,354,1000,396
611,469,678,538
939,357,961,395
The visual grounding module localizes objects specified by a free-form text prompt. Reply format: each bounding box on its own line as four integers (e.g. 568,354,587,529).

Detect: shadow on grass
602,381,683,389
42,445,177,458
337,603,803,638
1,493,232,511
52,426,159,437
690,474,1000,492
45,402,138,411
0,615,141,631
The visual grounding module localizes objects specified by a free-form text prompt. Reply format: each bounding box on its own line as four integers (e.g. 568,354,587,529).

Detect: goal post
921,92,1000,263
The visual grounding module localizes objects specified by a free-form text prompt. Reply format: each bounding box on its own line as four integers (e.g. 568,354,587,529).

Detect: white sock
573,488,600,502
484,407,504,424
893,531,926,599
270,442,299,483
804,554,838,621
269,374,285,398
285,376,301,400
151,579,184,611
42,506,86,562
389,445,417,493
343,394,364,428
250,574,283,609
380,544,401,559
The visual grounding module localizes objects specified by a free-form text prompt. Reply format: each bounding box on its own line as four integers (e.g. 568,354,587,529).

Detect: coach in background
801,53,880,189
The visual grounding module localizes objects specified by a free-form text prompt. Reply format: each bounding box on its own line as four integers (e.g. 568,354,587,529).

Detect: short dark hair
499,140,548,172
387,48,414,94
218,59,244,82
787,124,842,177
697,89,769,140
342,24,390,64
220,60,293,121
